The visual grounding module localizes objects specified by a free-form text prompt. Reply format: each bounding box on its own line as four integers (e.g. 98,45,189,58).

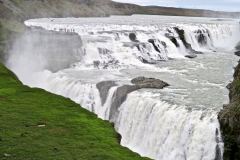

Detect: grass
0,63,149,160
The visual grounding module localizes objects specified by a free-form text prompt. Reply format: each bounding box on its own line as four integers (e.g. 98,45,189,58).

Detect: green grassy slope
0,63,149,160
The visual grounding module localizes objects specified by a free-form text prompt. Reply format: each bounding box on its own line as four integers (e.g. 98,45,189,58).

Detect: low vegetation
219,62,240,160
0,64,149,160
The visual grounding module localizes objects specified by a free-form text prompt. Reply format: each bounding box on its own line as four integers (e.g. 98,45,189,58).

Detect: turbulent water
7,15,240,160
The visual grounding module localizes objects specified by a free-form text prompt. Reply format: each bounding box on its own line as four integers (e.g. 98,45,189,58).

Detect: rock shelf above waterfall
131,76,170,89
24,16,240,70
96,77,169,122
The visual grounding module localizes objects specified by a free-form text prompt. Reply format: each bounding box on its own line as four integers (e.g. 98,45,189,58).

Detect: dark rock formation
97,77,169,121
107,77,169,121
195,29,210,46
148,39,168,60
218,61,240,160
235,51,240,57
135,43,163,64
109,84,139,121
235,42,240,57
174,27,190,49
170,37,180,47
185,54,197,59
165,32,180,47
129,33,139,42
148,39,161,53
131,76,170,89
236,42,240,51
174,27,203,56
96,81,117,105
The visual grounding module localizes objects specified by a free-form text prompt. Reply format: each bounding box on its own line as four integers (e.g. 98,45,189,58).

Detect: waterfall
24,16,239,69
7,15,240,160
115,92,223,160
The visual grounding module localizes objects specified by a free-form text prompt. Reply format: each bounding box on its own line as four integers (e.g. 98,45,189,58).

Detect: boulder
131,76,169,89
129,33,139,42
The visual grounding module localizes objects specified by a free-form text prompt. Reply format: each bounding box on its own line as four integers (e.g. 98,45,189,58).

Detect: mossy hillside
0,63,149,160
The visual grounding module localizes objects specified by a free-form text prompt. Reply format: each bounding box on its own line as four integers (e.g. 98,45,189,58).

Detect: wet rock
165,33,179,47
235,51,240,57
196,29,209,45
96,81,117,105
174,27,203,56
170,37,180,47
236,42,240,51
192,50,203,55
148,39,169,60
148,39,161,53
131,76,170,89
109,85,139,121
109,77,169,122
185,54,197,59
136,43,163,64
129,33,139,42
174,27,190,49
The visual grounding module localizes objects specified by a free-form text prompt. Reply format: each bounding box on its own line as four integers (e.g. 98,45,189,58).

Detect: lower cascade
7,15,240,160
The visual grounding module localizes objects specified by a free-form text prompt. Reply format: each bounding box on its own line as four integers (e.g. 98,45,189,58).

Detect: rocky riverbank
219,44,240,160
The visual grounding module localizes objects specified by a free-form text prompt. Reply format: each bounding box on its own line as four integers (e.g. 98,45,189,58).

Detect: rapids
7,15,240,160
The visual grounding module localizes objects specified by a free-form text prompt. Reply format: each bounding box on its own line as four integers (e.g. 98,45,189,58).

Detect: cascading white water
24,15,239,68
7,15,240,160
116,92,222,160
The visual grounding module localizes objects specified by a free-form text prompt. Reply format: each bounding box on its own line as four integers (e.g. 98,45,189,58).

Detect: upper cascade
24,16,240,70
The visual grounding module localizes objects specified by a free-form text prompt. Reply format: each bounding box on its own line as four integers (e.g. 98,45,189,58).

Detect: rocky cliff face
219,44,240,160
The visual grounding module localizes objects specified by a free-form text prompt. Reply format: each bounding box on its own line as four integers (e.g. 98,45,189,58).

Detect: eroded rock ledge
96,77,169,122
218,58,240,159
235,42,240,57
